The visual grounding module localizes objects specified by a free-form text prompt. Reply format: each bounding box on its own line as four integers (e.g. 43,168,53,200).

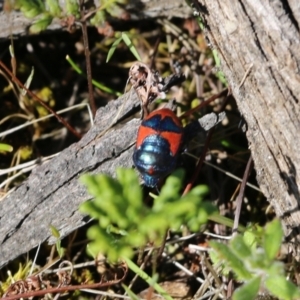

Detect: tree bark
197,0,300,251
0,0,191,39
0,91,141,268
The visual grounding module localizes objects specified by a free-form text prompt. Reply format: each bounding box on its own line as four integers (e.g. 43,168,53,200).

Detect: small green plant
123,258,173,300
80,168,216,261
0,263,32,296
66,55,122,96
14,0,62,33
90,0,128,27
0,143,13,153
210,219,300,300
50,225,65,258
13,0,128,33
106,32,142,62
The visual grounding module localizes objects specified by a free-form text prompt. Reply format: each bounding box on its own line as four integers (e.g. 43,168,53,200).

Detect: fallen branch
0,91,140,268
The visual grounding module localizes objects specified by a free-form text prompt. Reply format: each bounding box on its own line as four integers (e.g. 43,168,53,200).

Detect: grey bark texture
0,92,141,268
197,0,300,251
0,0,191,39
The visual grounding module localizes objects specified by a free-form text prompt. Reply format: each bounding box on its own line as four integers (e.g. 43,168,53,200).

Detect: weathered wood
198,0,300,249
0,0,191,40
0,91,141,268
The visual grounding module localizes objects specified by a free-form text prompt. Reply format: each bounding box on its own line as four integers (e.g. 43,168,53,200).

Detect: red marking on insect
133,108,183,187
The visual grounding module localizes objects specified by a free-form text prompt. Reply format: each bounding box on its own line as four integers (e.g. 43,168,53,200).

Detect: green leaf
230,235,252,259
265,275,300,300
233,276,261,300
50,225,60,238
139,213,168,244
220,139,247,152
106,36,123,62
209,241,252,280
243,227,258,250
187,204,212,231
155,169,184,206
208,213,246,232
263,219,283,261
190,184,209,196
116,168,143,209
45,0,61,16
86,225,134,262
66,55,121,96
90,10,105,26
0,143,13,153
122,284,140,300
29,14,53,33
121,32,142,61
56,241,65,258
16,0,45,18
124,258,174,300
50,225,65,258
65,0,80,17
21,67,34,96
212,49,227,85
266,261,285,277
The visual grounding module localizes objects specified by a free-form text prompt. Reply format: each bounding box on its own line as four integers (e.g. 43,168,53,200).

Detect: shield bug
133,108,183,187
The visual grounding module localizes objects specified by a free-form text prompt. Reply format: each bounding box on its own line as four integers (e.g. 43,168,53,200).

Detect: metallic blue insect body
133,108,183,187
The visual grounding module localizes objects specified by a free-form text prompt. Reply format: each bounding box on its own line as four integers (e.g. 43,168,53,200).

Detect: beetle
133,108,184,187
